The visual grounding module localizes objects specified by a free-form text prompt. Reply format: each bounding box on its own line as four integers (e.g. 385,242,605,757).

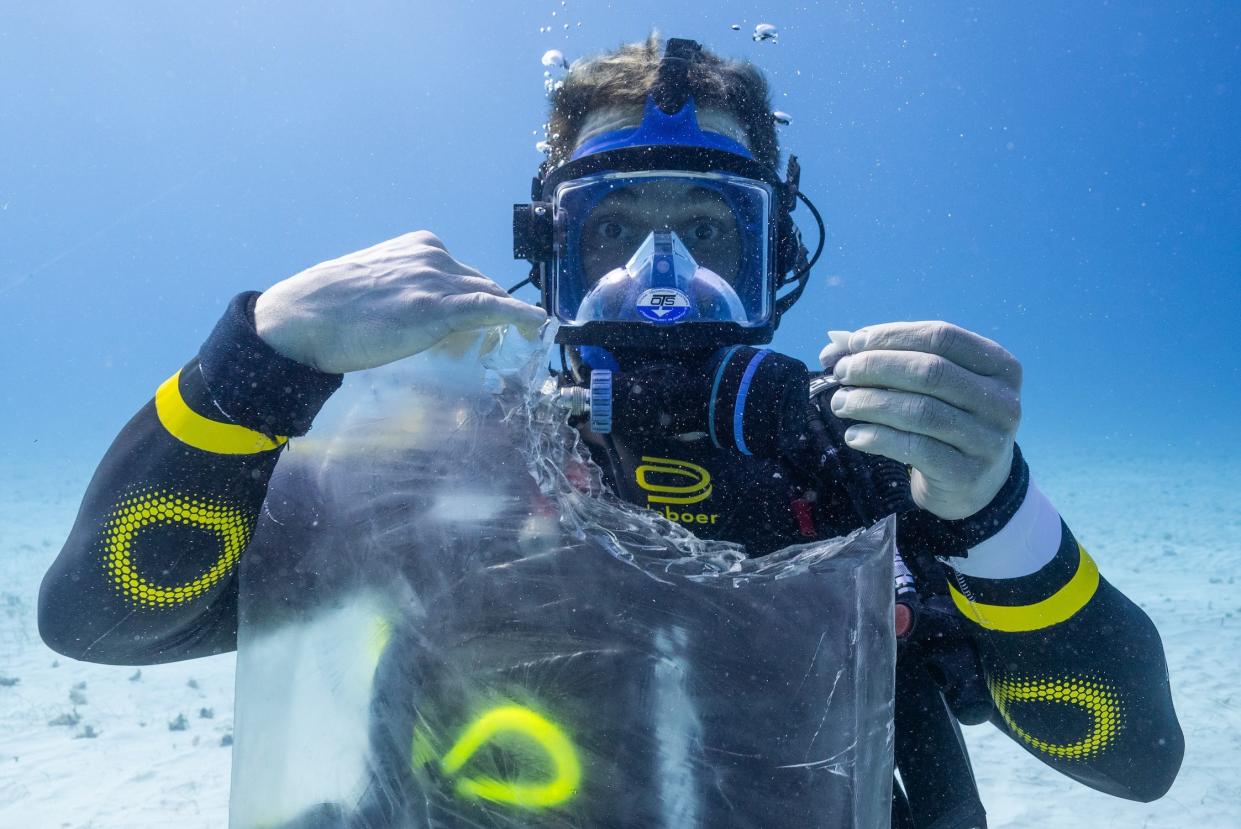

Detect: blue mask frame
571,96,754,162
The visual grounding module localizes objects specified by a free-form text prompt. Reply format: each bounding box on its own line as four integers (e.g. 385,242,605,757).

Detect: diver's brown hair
547,33,780,170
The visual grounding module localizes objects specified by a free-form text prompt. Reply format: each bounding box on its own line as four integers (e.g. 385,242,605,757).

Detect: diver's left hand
820,321,1022,520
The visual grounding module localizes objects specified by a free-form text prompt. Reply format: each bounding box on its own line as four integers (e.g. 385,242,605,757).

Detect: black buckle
512,202,553,261
652,38,703,114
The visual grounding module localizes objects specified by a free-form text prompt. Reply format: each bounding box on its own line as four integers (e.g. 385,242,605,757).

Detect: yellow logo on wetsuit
634,456,720,526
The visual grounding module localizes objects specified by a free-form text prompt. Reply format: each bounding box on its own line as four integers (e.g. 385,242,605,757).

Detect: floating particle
168,713,189,731
541,49,568,70
773,110,792,126
753,23,778,42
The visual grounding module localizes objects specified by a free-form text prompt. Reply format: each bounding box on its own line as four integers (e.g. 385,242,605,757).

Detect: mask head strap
569,39,753,162
652,37,700,114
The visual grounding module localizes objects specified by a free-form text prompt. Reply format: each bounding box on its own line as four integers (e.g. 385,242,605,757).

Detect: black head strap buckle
652,38,703,114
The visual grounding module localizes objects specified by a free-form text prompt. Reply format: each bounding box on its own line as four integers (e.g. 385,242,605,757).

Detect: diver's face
579,179,742,284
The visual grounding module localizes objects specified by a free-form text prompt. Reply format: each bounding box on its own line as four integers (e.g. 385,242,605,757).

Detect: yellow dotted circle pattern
101,487,251,609
989,672,1124,761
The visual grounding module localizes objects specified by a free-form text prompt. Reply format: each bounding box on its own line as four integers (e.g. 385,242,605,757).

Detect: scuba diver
39,36,1182,829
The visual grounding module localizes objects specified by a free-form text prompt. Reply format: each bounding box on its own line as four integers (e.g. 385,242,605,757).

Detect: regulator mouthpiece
575,230,748,326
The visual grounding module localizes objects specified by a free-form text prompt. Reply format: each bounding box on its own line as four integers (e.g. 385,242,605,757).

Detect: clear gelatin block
229,327,895,829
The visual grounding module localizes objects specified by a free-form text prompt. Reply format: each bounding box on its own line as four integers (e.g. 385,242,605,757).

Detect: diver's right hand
254,231,546,374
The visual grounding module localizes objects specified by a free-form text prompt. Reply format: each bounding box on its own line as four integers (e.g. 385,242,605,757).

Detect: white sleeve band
947,480,1063,580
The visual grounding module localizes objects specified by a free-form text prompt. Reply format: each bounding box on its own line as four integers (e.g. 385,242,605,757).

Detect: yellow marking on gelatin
949,544,1099,632
155,370,287,455
410,722,440,770
368,615,394,664
440,705,581,808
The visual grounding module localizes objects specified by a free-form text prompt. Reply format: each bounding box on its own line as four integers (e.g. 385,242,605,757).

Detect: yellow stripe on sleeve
155,370,287,455
949,544,1100,632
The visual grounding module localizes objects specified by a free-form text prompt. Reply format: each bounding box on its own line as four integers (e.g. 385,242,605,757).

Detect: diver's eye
690,220,724,242
599,220,627,241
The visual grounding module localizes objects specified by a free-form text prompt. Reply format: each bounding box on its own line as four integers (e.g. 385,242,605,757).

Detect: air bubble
773,110,792,126
753,23,778,43
541,49,568,70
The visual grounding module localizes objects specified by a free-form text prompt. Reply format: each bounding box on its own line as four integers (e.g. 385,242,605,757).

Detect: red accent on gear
790,497,817,538
895,602,914,638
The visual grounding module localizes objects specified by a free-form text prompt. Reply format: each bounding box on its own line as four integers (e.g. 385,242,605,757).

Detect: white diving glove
819,321,1023,521
254,230,546,374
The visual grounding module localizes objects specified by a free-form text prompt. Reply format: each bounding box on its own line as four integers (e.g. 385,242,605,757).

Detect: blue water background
2,1,1238,472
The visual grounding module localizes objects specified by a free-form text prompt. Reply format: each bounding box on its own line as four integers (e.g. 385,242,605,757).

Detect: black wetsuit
39,292,1184,828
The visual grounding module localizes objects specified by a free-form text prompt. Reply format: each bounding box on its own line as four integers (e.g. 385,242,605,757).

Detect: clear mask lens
551,171,773,328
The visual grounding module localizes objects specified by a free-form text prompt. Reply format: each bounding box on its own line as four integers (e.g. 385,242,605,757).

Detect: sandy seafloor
2,439,1238,828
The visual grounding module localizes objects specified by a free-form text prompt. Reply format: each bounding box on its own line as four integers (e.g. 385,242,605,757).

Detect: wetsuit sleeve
38,292,342,665
930,452,1184,802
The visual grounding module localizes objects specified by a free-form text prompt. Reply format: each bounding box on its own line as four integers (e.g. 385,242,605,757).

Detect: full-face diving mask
513,39,823,352
514,37,828,455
